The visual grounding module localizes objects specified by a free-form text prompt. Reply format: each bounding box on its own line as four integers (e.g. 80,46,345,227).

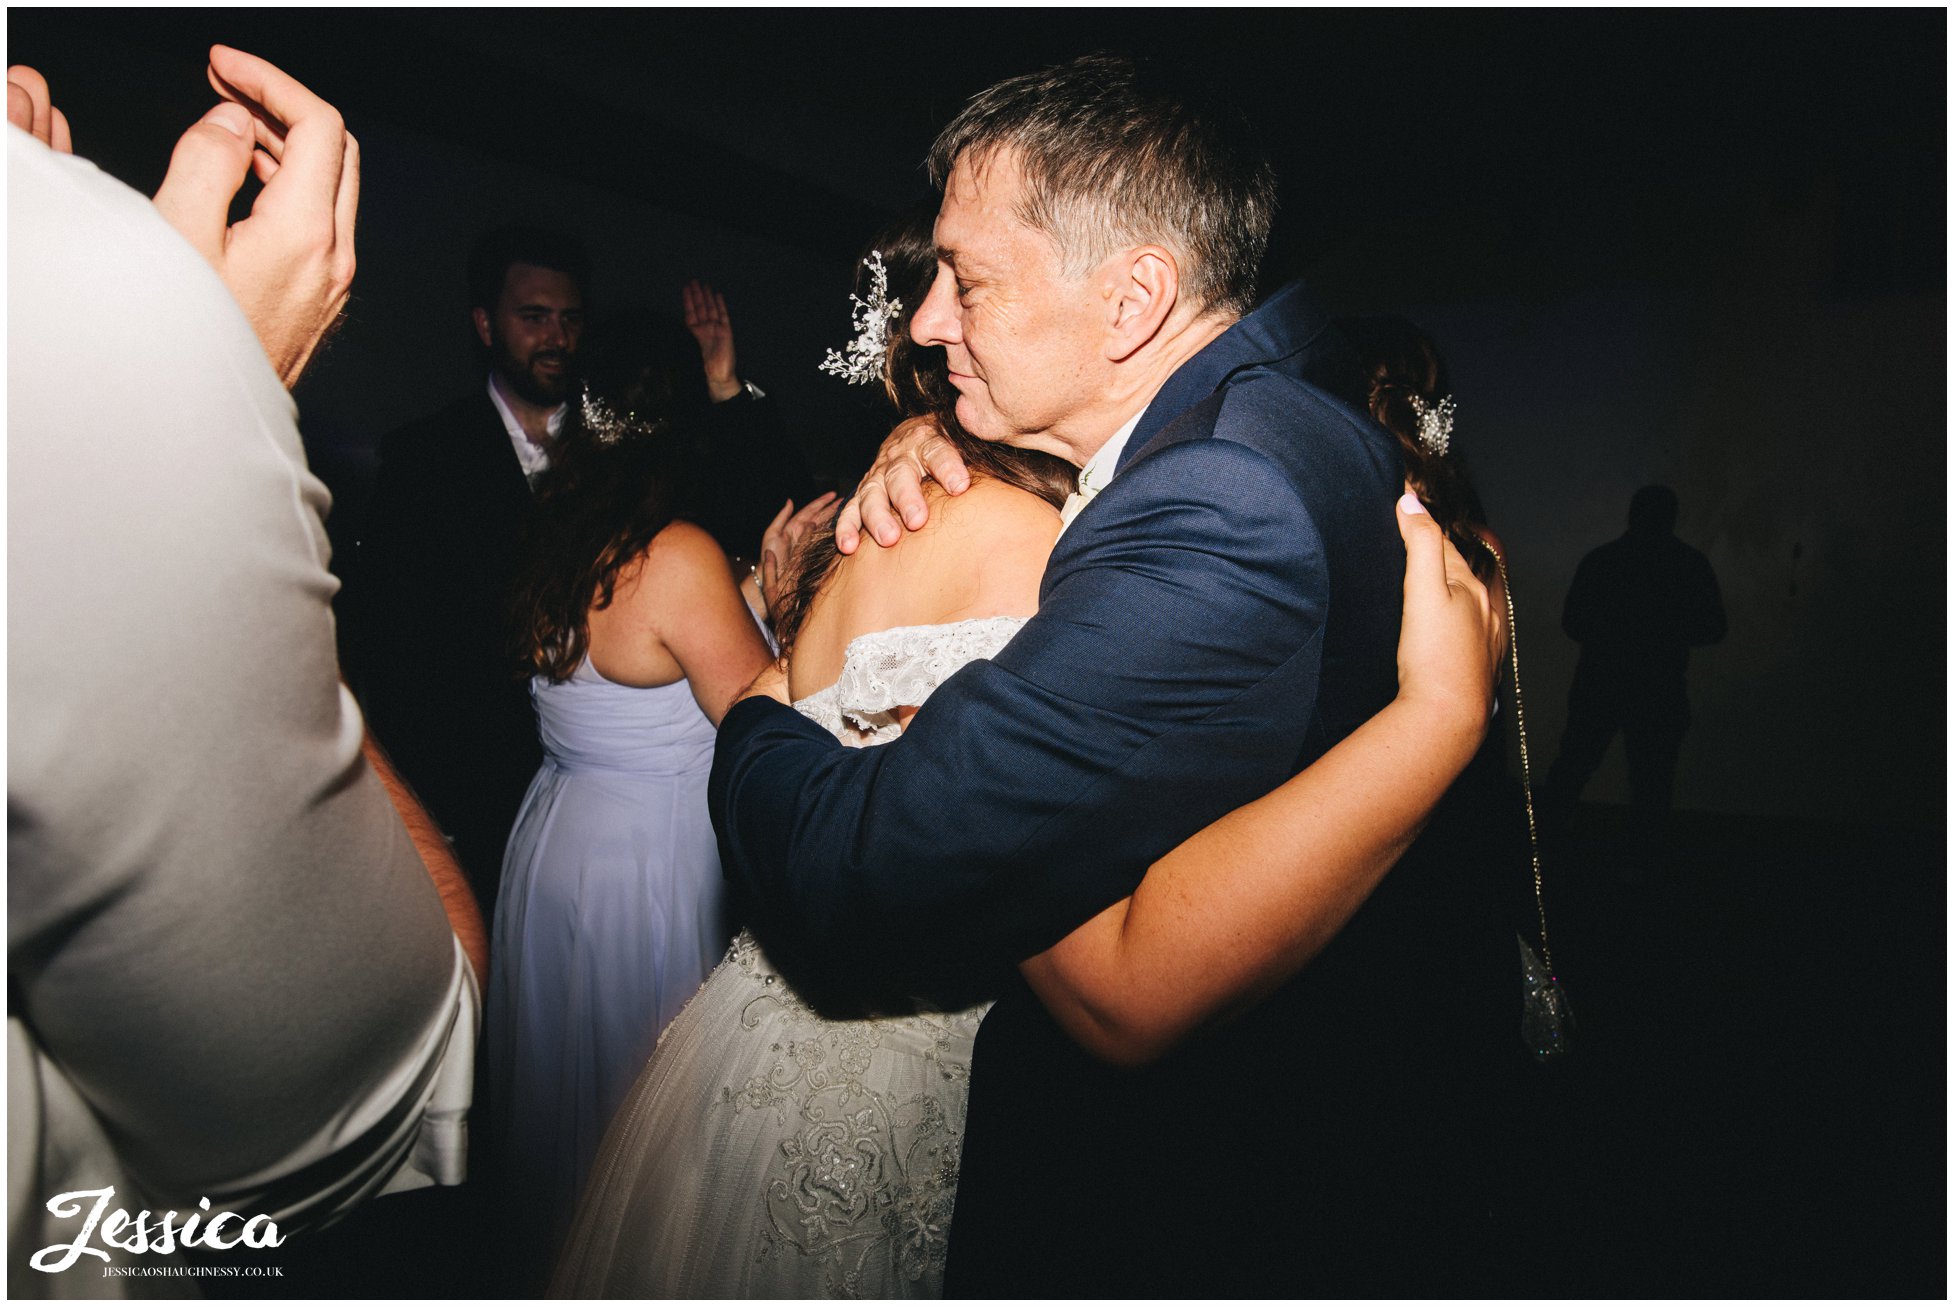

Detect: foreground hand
757,492,839,621
682,279,740,401
833,415,970,553
152,46,356,389
1394,491,1504,734
7,66,72,151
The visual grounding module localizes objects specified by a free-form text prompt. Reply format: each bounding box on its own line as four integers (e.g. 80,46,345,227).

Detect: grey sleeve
7,133,469,1226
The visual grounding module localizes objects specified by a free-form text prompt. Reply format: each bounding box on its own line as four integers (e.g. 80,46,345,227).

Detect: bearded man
348,226,589,918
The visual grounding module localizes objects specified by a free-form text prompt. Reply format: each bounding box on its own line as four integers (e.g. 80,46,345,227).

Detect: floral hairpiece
578,384,655,446
1409,393,1456,457
818,251,902,386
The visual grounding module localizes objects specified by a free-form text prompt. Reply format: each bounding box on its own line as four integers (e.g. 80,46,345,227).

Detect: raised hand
682,279,741,402
832,415,971,554
7,65,72,152
151,46,357,389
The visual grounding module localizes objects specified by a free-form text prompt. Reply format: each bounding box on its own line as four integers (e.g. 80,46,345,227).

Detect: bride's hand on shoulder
1394,491,1503,747
834,415,970,554
756,493,838,621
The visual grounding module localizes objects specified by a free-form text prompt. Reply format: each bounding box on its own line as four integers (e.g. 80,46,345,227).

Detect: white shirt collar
1057,405,1150,536
1076,404,1148,500
486,374,564,486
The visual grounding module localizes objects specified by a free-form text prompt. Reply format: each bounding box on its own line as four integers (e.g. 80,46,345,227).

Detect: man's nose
541,315,568,347
910,266,960,348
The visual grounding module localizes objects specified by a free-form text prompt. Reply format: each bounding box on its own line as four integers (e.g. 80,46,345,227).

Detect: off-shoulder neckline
793,615,1029,712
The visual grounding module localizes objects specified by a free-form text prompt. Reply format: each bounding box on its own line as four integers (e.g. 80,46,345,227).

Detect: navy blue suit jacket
710,282,1403,994
713,282,1525,1294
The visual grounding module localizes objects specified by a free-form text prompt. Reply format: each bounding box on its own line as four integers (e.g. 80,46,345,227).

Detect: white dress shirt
487,374,564,485
1059,404,1149,533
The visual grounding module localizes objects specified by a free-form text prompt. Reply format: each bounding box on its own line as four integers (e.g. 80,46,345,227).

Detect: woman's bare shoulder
930,474,1063,542
610,519,735,610
831,476,1062,628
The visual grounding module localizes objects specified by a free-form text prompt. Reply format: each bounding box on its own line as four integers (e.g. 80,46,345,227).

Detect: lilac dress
487,657,731,1234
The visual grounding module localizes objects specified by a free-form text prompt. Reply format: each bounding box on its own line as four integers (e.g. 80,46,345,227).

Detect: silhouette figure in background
1542,484,1726,862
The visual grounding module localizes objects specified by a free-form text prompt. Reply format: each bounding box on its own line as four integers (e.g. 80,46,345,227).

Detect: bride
552,215,1501,1298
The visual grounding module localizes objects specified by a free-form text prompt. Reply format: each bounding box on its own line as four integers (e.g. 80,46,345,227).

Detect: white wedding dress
552,616,1025,1299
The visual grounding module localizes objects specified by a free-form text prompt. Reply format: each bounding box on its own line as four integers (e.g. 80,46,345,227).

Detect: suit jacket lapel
471,388,537,506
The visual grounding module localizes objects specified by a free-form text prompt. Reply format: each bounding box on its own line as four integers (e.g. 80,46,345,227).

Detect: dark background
12,6,1943,829
9,7,1945,1298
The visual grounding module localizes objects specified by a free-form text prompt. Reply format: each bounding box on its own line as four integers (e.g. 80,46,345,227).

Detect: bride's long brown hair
1336,315,1497,583
770,207,1079,655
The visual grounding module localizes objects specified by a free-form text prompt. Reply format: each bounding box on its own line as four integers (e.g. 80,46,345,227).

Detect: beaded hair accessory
578,384,657,446
818,251,902,386
1409,393,1456,457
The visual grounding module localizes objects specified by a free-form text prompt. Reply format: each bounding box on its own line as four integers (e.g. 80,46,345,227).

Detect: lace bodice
791,616,1027,746
558,615,1026,1299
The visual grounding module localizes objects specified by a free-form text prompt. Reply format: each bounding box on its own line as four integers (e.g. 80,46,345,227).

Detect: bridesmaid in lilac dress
485,377,776,1252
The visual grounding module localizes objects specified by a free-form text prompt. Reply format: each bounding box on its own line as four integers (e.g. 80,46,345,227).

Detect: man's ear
472,306,493,349
1103,246,1179,363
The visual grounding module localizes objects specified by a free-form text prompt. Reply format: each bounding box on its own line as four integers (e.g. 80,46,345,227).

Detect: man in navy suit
712,56,1507,1294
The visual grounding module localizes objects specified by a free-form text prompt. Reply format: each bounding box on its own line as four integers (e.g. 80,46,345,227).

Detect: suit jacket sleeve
712,436,1330,988
683,389,816,556
353,434,460,805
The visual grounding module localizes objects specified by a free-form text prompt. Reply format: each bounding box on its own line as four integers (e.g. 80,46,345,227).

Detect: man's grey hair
927,53,1277,318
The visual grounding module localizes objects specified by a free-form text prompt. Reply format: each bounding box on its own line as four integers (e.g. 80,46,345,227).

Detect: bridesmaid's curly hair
769,207,1079,655
1337,315,1496,582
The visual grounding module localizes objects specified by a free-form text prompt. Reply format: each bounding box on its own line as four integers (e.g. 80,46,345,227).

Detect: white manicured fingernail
1399,492,1428,516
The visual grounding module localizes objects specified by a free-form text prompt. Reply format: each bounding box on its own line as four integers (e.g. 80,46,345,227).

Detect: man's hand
7,65,71,152
832,415,972,553
151,46,356,390
682,279,742,402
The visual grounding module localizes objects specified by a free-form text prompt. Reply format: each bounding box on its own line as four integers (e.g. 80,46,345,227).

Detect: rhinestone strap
1479,538,1553,976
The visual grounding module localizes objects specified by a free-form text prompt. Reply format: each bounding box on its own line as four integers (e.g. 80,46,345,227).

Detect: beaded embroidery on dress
794,617,1029,745
553,617,1026,1300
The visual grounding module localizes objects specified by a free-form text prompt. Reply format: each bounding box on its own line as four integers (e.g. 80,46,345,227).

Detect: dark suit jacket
711,282,1400,985
667,386,817,559
710,284,1517,1292
344,387,541,915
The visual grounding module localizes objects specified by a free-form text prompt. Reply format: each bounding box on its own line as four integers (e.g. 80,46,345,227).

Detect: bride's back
786,475,1061,706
